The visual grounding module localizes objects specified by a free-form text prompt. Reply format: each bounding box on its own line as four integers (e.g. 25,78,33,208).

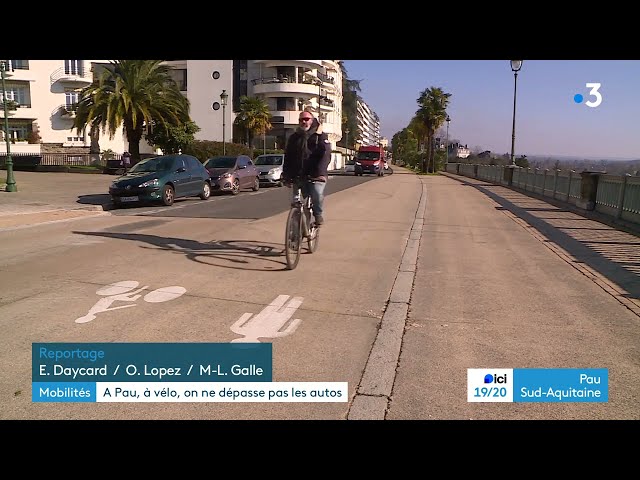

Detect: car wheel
231,179,240,195
199,181,211,200
162,185,175,206
252,177,260,191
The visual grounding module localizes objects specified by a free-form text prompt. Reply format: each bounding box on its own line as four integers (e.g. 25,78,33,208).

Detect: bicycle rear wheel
285,207,303,270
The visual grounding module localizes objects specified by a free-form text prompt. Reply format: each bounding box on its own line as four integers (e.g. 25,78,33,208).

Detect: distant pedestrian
121,151,131,173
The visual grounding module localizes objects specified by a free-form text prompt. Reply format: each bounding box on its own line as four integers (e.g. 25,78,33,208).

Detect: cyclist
282,109,332,226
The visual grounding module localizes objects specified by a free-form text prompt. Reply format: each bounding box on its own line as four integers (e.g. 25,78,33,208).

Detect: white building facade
0,60,140,154
1,59,348,160
355,98,380,147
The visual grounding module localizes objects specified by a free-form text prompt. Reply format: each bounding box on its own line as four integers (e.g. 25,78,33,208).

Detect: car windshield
129,157,174,173
357,152,380,161
255,156,283,166
205,157,237,168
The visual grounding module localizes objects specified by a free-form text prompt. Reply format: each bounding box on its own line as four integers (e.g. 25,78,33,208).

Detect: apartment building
248,60,343,149
0,60,142,155
1,59,350,159
355,98,381,147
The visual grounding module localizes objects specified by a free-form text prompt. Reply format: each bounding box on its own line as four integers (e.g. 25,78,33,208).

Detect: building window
1,84,30,107
65,91,80,109
276,97,292,111
169,69,187,91
9,60,29,70
64,60,83,76
9,124,29,141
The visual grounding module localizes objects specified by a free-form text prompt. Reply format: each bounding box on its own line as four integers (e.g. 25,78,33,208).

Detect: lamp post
345,127,350,164
315,78,324,123
1,61,17,192
510,60,523,167
220,89,228,155
445,115,450,164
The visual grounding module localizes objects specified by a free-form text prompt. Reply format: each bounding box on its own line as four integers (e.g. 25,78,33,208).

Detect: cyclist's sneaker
314,215,324,226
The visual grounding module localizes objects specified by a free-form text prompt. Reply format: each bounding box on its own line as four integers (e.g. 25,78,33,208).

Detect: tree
392,128,419,168
233,96,272,158
338,61,361,149
515,155,529,168
72,60,190,162
408,116,428,168
415,87,451,173
145,120,201,154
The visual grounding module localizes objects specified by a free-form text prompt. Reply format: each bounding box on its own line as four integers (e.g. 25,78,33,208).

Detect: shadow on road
450,175,640,301
72,230,310,271
77,193,112,208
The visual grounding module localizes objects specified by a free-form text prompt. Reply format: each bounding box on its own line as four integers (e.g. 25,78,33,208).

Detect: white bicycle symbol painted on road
74,280,187,324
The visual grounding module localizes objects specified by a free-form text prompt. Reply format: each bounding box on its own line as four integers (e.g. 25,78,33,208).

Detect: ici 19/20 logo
484,373,508,384
574,83,602,108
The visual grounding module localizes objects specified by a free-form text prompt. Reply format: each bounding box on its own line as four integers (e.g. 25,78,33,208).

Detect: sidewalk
0,170,114,229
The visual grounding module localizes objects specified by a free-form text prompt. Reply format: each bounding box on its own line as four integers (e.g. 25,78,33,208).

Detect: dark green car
109,154,211,207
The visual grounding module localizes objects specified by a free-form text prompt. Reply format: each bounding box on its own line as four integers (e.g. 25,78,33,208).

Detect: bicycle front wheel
285,207,303,270
307,221,319,253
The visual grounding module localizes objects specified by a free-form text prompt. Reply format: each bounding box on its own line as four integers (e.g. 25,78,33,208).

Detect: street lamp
315,78,324,123
345,127,350,162
220,89,228,155
1,61,17,192
510,60,523,167
445,115,451,164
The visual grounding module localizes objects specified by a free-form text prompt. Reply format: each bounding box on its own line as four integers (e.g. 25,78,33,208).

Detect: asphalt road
1,168,639,424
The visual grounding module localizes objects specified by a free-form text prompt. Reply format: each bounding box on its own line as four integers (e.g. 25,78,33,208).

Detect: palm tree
72,60,190,162
233,96,272,157
415,87,451,173
408,116,428,154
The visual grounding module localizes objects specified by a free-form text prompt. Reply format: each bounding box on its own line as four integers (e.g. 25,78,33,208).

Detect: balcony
0,100,25,118
254,60,324,70
53,104,78,119
252,77,319,98
317,72,335,85
50,67,93,86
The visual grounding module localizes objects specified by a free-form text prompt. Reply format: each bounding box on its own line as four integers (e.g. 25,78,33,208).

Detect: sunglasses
299,117,313,122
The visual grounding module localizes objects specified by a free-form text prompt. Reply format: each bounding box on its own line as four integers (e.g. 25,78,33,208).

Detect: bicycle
284,179,320,270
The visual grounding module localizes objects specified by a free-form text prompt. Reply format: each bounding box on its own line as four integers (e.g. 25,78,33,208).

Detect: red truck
354,145,386,177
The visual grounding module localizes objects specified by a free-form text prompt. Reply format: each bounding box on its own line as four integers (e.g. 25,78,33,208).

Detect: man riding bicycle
283,109,332,226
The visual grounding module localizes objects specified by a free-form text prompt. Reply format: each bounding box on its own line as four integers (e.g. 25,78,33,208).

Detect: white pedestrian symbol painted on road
74,280,186,324
231,295,304,343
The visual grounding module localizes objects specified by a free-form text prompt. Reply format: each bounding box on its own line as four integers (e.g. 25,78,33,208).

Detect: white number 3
585,83,602,108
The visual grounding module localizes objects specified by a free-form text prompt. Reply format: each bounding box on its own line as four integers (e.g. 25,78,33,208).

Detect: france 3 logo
467,368,513,402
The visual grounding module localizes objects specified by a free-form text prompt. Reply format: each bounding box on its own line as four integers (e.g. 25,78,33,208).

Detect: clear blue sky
342,60,640,160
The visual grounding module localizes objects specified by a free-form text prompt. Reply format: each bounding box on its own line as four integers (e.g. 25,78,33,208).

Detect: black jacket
283,121,332,180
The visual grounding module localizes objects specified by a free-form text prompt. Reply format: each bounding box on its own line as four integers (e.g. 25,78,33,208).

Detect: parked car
104,155,142,174
344,158,356,174
254,153,285,187
204,155,260,195
109,154,211,207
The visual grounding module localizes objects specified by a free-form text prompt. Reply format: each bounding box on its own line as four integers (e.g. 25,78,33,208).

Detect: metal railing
449,163,640,227
49,66,93,85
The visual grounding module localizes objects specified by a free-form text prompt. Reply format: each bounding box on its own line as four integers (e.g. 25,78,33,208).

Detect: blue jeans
292,179,326,217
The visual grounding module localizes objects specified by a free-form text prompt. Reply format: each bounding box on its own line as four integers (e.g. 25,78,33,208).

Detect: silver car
254,154,285,187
